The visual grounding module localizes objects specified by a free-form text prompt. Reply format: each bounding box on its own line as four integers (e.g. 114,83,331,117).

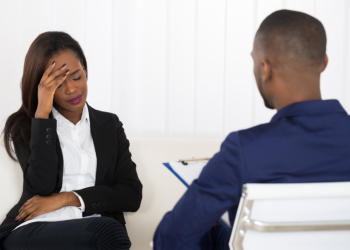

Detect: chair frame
230,185,350,250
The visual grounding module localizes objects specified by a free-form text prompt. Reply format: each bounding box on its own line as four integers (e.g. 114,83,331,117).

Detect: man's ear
261,59,272,82
321,54,328,72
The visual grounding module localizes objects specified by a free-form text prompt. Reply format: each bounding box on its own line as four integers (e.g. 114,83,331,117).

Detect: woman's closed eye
73,74,82,81
57,74,82,88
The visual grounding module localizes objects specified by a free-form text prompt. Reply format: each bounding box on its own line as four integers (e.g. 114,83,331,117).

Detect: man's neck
274,94,322,111
272,78,322,111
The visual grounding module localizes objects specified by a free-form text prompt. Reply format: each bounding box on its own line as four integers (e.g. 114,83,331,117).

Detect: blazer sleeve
73,117,143,215
153,132,244,249
13,118,59,196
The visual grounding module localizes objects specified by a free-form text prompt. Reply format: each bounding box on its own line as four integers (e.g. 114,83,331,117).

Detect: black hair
255,9,327,67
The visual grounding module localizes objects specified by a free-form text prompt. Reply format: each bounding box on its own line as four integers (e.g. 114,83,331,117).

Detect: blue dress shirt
153,99,350,249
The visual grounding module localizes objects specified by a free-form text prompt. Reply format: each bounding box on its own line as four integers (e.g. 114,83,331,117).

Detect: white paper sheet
167,161,231,229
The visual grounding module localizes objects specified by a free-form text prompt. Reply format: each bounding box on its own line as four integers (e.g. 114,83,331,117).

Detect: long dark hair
1,31,88,162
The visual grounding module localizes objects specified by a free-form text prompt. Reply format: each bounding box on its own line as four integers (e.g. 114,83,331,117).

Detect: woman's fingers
18,199,33,215
41,63,67,87
39,61,56,84
16,204,36,222
50,70,70,90
24,210,41,222
17,195,38,217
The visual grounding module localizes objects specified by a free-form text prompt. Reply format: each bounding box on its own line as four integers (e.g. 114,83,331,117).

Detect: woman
0,31,142,250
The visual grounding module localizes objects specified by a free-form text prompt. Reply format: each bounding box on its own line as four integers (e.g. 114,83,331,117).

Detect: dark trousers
0,216,131,250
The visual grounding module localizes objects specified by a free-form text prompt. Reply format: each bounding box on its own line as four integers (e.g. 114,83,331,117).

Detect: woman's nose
64,80,78,94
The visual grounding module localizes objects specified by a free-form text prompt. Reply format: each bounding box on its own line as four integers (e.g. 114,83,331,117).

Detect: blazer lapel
87,102,117,185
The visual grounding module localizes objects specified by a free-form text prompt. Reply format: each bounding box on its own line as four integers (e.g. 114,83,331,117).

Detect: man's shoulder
226,121,278,141
223,120,292,151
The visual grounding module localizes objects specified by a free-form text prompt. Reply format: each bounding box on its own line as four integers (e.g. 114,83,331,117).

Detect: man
153,9,350,249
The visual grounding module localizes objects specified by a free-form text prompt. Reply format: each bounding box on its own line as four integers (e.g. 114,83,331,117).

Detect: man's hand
15,192,80,222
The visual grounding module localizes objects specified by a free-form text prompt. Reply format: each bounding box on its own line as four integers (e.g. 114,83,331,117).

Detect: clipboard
163,158,231,232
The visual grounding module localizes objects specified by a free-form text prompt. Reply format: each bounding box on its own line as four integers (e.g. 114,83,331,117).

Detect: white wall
0,0,349,140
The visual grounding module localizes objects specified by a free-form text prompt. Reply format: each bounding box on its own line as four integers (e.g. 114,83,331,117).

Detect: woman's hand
15,193,65,222
35,61,70,119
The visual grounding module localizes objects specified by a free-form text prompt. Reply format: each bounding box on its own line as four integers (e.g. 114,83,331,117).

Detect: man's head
251,10,328,110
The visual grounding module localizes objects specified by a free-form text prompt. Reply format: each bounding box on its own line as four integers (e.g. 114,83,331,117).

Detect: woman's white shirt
13,102,100,231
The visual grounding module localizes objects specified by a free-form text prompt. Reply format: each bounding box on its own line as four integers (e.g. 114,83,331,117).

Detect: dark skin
251,39,328,111
16,50,88,222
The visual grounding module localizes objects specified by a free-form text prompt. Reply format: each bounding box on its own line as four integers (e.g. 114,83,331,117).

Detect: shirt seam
272,110,347,123
236,132,246,187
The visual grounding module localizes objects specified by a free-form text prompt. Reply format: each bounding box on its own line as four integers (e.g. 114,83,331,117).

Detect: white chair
229,182,350,250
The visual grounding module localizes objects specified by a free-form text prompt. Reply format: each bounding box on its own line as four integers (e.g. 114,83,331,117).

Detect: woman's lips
67,94,82,105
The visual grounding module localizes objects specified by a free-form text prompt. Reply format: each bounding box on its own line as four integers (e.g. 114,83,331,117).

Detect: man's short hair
255,9,327,68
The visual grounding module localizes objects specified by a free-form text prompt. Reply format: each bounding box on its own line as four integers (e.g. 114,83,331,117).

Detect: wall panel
195,0,226,138
23,0,51,55
112,0,139,136
285,0,315,16
51,0,85,49
0,0,349,140
315,0,348,108
133,0,167,137
0,0,23,129
225,0,255,136
168,0,196,138
85,0,113,113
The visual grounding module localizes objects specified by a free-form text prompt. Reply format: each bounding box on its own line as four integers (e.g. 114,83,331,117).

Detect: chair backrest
229,182,350,250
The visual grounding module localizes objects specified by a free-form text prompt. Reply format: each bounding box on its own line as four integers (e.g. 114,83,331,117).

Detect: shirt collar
52,102,90,128
270,99,347,123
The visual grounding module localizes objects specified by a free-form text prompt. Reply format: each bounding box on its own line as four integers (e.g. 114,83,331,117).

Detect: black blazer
0,102,142,240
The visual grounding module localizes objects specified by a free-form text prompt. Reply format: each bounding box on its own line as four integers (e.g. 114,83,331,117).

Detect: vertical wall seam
50,0,53,30
193,0,198,138
313,0,317,17
135,1,141,137
83,0,87,51
252,0,258,126
111,0,114,113
343,0,349,108
165,0,171,137
222,0,228,138
21,0,24,72
282,0,287,9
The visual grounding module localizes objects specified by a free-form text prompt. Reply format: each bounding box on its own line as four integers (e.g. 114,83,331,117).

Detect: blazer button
102,202,107,208
46,128,52,133
46,134,52,139
92,203,97,209
46,140,52,145
97,202,102,209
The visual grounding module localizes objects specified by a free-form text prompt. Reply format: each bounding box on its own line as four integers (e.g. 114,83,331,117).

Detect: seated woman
0,31,142,250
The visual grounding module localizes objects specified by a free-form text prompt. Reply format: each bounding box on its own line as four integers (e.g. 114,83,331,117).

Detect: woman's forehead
45,50,81,72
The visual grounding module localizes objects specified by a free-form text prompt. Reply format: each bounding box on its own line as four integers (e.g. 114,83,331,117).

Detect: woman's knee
85,217,131,250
